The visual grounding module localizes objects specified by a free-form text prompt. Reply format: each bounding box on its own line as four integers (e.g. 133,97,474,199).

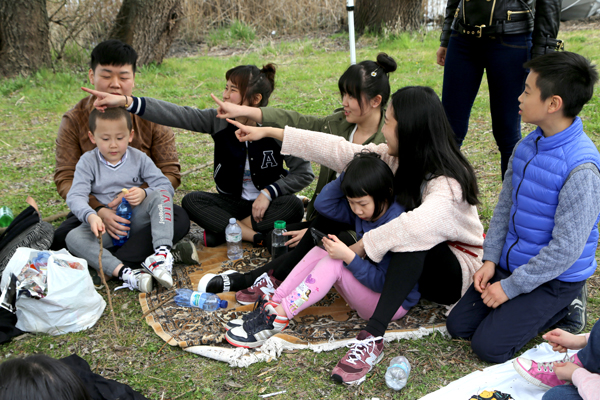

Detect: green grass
1,29,600,399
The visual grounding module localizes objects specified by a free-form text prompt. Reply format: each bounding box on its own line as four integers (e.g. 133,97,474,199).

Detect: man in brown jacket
52,40,193,268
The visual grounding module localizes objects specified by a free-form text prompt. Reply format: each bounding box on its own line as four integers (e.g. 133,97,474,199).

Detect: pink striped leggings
272,247,408,321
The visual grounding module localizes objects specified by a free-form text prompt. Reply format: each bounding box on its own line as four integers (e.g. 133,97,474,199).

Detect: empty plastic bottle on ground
385,356,411,390
225,218,243,260
271,220,288,260
112,198,132,247
0,206,14,228
174,288,228,311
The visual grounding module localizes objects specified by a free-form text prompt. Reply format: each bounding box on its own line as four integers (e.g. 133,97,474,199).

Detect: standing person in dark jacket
84,64,314,248
437,0,562,179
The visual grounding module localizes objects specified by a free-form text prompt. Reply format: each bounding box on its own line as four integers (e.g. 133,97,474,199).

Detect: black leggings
365,242,463,337
233,214,356,289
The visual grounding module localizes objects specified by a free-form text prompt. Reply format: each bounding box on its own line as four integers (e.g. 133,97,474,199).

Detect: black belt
456,20,533,38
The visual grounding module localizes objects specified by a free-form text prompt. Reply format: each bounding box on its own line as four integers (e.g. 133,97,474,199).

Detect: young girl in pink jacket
227,86,485,385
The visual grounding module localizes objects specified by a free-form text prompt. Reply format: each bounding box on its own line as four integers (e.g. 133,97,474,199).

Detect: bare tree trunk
109,0,182,66
355,0,424,33
0,0,51,77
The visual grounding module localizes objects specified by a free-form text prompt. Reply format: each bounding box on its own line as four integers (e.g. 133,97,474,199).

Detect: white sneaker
142,251,174,289
115,268,153,293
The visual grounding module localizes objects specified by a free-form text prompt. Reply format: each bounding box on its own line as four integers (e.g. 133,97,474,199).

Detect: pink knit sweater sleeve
572,367,600,400
280,126,398,173
363,176,483,262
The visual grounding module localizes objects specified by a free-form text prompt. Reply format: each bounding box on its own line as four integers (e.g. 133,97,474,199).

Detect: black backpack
0,197,54,276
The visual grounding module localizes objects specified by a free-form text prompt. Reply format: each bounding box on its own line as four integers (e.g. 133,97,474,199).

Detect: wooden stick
138,293,176,321
97,234,120,336
180,161,213,177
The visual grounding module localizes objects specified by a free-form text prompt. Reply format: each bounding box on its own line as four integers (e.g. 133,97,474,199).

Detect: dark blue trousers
442,31,531,178
446,267,584,363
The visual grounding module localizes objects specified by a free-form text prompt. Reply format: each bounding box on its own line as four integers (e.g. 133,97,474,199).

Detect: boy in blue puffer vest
446,51,599,363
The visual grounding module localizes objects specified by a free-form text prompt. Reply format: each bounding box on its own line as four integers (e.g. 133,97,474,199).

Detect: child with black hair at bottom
446,51,600,364
513,320,600,400
65,107,175,293
0,354,91,400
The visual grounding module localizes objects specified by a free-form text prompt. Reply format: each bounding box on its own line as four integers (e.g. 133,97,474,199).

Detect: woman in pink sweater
227,86,485,385
514,322,600,400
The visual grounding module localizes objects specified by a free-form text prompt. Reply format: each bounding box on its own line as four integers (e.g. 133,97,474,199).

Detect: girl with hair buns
85,63,315,248
201,53,398,305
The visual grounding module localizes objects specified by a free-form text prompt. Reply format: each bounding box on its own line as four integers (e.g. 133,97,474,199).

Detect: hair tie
371,71,377,77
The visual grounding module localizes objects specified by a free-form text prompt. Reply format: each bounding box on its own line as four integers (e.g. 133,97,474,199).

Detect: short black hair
338,53,397,111
0,354,91,400
90,39,138,73
524,52,598,118
89,107,132,133
341,150,395,219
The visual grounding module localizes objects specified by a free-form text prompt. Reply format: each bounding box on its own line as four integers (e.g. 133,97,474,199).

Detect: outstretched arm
211,94,263,123
229,118,284,141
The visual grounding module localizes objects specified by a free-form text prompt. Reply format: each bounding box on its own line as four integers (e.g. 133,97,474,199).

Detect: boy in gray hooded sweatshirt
66,107,175,292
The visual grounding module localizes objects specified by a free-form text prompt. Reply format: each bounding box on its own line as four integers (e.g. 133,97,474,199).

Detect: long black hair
390,86,479,211
341,150,395,219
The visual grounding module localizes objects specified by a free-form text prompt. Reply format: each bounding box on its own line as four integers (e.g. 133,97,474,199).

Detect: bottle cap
219,300,228,308
229,217,236,224
274,220,286,229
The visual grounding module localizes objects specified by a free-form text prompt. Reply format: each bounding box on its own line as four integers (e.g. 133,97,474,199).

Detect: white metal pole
347,0,356,65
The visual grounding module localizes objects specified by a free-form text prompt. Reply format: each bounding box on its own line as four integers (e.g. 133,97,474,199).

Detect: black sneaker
88,266,104,290
225,294,272,330
171,241,199,265
197,270,242,293
203,229,225,247
555,281,587,334
225,303,289,348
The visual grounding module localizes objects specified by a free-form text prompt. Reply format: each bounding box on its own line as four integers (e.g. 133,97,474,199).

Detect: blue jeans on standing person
442,31,532,179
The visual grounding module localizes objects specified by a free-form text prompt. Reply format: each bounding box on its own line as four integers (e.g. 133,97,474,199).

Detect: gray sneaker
555,281,587,334
171,241,199,265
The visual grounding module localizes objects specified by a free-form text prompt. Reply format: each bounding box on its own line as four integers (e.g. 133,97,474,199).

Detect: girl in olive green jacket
199,53,398,302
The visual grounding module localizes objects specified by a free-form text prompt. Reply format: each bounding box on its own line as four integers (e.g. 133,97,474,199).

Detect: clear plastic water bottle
271,220,288,260
385,356,411,391
173,288,228,311
112,198,132,247
225,218,243,260
0,206,14,228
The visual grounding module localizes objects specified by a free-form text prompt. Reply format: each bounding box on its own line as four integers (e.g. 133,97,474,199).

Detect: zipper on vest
506,136,541,271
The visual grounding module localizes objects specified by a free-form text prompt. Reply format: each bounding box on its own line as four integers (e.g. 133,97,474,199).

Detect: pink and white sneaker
513,353,582,389
331,330,384,386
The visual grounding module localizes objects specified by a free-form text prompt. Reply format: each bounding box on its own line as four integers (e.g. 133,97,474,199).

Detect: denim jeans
442,31,532,178
542,385,581,400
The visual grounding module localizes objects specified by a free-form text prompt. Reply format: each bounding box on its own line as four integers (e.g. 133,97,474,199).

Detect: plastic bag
0,247,106,335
